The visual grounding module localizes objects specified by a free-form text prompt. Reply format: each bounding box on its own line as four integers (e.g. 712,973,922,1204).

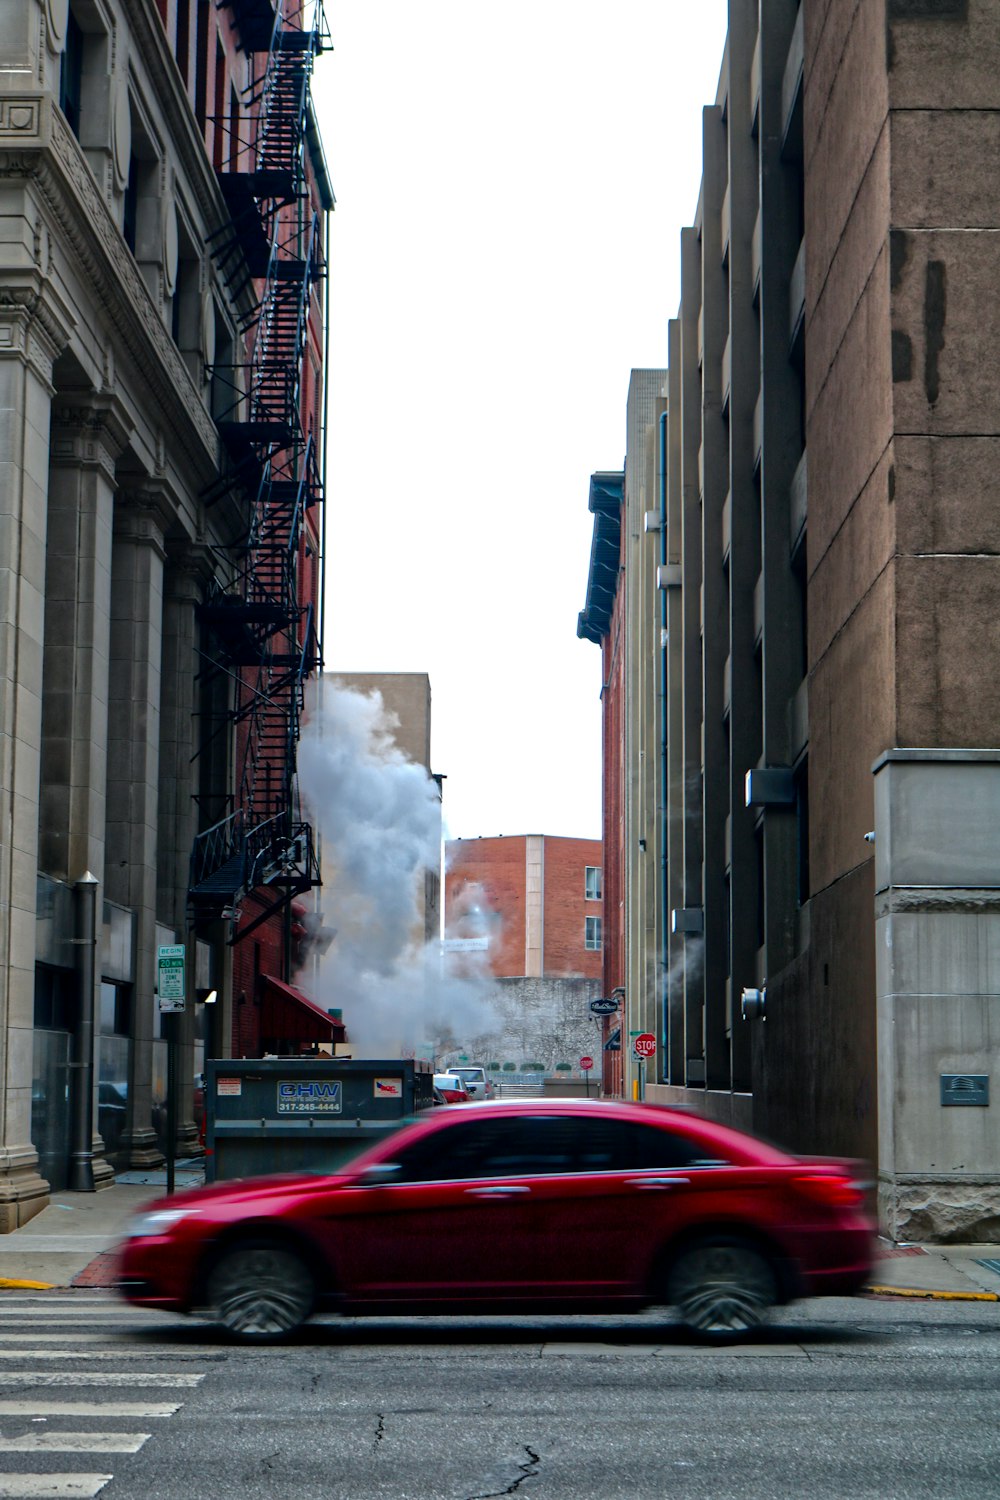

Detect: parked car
117,1099,874,1344
433,1074,471,1104
448,1065,495,1101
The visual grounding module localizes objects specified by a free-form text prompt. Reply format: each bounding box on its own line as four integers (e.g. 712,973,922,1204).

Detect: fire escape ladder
190,0,325,935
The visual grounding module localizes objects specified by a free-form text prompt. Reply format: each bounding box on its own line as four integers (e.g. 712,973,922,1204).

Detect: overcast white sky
313,2,729,843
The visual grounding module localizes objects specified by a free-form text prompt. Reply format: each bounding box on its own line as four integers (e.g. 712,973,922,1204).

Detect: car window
569,1117,711,1171
385,1114,733,1186
390,1119,519,1183
629,1122,730,1169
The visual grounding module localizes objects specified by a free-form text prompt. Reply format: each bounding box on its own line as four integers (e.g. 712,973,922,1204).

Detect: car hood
135,1171,353,1217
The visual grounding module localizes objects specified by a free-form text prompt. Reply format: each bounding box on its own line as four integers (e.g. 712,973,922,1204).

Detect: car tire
206,1238,316,1343
667,1236,777,1342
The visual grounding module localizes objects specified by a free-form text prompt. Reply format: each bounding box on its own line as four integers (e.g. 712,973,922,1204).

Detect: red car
433,1073,472,1104
117,1099,874,1344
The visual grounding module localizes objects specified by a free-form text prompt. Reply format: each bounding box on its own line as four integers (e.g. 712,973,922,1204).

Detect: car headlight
126,1208,200,1239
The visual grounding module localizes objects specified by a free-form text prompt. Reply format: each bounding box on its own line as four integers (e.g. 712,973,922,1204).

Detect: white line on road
0,1434,150,1455
0,1374,202,1387
0,1402,180,1418
0,1312,150,1321
0,1476,112,1497
0,1337,151,1345
0,1352,214,1362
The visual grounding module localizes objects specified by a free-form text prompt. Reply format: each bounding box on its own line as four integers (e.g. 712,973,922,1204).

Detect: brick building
582,0,1000,1240
0,0,331,1222
445,836,603,983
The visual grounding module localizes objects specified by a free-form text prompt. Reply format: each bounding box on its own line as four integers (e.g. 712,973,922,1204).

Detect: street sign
157,944,186,1012
589,997,619,1015
633,1032,656,1060
580,1056,594,1071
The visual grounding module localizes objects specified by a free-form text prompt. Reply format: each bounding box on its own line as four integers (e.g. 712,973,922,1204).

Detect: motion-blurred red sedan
117,1100,874,1343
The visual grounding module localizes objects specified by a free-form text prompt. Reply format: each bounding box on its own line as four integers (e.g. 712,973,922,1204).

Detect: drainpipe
69,873,98,1192
658,411,669,1076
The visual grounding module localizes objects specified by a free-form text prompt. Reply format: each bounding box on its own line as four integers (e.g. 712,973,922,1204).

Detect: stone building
582,0,1000,1239
0,0,331,1225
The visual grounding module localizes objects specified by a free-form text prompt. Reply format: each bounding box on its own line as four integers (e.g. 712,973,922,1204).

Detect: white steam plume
296,682,497,1059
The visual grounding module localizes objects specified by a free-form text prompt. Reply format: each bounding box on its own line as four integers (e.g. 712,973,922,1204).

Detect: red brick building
445,836,603,982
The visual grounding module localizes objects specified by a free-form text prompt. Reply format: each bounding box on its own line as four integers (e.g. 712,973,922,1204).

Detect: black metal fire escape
189,0,328,940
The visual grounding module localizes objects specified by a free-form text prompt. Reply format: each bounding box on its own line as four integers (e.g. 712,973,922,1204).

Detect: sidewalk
0,1162,205,1290
0,1174,999,1300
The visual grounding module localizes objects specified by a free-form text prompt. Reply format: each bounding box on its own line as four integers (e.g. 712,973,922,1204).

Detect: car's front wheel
667,1236,777,1341
206,1239,316,1343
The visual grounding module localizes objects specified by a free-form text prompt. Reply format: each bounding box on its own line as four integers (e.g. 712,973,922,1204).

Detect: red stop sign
633,1032,656,1059
579,1056,594,1071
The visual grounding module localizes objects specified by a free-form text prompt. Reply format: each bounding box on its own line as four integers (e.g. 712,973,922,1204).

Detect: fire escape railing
189,0,326,937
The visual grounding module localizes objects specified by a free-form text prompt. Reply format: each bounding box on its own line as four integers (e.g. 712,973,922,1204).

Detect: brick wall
445,835,603,980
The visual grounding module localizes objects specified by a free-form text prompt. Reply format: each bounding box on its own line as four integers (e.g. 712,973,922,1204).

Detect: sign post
632,1031,656,1102
580,1055,594,1098
157,945,186,1195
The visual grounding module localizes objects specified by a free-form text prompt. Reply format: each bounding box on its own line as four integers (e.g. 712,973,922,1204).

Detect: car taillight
792,1173,863,1209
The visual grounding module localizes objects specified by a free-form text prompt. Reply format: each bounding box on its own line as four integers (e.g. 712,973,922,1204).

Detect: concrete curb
0,1278,56,1291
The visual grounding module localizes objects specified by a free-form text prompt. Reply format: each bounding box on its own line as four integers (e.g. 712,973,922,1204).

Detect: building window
585,866,602,901
59,8,84,139
175,0,190,87
585,916,602,951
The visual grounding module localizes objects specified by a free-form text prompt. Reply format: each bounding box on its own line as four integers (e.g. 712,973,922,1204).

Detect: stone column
42,396,130,1189
40,397,129,881
105,494,168,1167
0,290,69,1228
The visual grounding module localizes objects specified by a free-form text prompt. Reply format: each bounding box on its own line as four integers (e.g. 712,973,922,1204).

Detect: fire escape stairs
190,0,325,938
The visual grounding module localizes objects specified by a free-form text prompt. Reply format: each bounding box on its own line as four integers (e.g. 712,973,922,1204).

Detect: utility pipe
658,410,669,1077
69,873,98,1192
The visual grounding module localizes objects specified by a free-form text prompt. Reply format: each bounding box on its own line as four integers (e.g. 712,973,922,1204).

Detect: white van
448,1066,495,1101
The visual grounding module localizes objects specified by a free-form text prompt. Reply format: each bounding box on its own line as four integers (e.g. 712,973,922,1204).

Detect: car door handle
464,1184,531,1198
625,1177,690,1190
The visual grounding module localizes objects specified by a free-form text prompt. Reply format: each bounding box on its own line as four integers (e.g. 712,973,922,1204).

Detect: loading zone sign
156,945,186,1012
277,1080,343,1115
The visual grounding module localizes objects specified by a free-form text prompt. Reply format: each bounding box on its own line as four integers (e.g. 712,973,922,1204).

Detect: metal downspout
658,411,669,1076
69,873,98,1191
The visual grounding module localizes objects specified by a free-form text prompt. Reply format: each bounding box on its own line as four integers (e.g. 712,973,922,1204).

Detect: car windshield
453,1069,483,1082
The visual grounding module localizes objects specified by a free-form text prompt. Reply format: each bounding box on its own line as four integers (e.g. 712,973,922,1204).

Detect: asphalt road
1,1292,999,1499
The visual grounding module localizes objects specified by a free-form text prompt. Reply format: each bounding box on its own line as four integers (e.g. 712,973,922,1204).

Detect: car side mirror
358,1162,402,1185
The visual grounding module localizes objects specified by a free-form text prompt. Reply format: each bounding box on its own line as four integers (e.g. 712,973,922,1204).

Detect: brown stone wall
753,860,877,1166
887,0,1000,751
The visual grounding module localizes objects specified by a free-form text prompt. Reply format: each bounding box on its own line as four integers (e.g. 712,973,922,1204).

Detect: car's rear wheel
667,1236,777,1341
206,1239,316,1342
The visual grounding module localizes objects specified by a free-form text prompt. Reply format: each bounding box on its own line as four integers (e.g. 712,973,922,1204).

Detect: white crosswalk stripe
0,1375,202,1388
0,1351,213,1361
0,1294,208,1497
0,1475,112,1497
0,1436,148,1455
0,1402,180,1418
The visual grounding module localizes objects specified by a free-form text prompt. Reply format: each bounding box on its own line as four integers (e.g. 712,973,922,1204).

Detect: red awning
260,975,346,1046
